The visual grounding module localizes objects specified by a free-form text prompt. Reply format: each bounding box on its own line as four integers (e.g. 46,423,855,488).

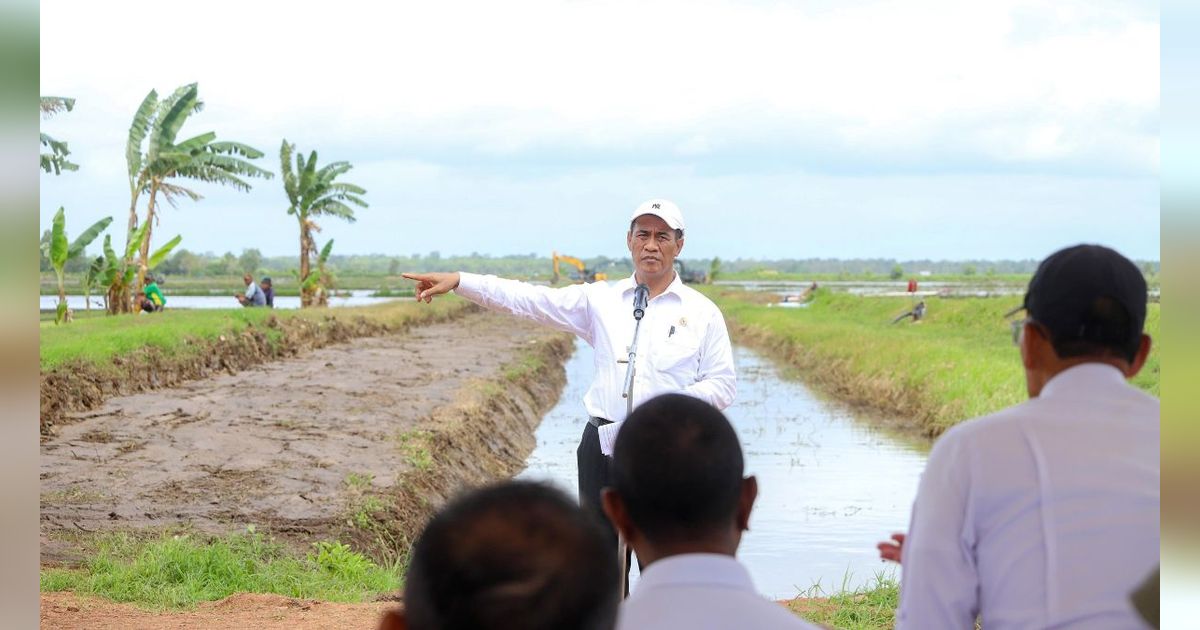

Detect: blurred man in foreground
881,244,1159,629
603,393,820,629
378,480,619,630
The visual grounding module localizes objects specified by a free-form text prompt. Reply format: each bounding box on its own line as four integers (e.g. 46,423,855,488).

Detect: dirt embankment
41,310,573,566
39,306,467,436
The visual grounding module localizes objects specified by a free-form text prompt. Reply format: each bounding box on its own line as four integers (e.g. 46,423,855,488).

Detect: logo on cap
652,203,661,209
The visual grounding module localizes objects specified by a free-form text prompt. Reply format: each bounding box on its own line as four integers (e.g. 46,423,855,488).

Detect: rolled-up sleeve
455,272,594,342
681,309,736,410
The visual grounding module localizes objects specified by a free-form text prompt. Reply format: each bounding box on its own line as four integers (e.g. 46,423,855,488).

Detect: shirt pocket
653,332,702,375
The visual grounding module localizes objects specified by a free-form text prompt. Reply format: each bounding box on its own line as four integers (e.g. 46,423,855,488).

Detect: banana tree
40,96,79,175
82,255,105,311
280,140,366,307
101,223,182,314
299,239,336,307
123,83,272,306
47,207,111,323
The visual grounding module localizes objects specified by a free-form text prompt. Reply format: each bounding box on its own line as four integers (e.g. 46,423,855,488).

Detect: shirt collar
619,271,685,299
634,553,756,594
1039,362,1127,399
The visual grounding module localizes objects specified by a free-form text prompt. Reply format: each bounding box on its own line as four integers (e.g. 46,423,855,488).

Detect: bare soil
41,310,573,566
40,592,399,630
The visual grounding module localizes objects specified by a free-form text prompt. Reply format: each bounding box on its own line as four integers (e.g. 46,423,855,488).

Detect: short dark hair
628,219,683,241
403,481,619,630
611,394,743,545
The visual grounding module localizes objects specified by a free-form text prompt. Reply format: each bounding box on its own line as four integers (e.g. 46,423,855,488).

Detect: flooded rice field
519,338,928,599
39,289,407,311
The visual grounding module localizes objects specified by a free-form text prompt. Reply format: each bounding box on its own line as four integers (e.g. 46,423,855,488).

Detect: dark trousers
577,418,636,593
577,419,617,547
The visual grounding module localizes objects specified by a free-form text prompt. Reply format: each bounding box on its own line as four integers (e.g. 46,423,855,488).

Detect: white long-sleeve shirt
455,272,736,448
617,554,821,629
897,363,1160,629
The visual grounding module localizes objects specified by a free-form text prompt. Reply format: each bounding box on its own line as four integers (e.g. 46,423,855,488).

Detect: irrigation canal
518,338,929,599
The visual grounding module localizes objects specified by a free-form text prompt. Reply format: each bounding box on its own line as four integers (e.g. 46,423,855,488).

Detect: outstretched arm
402,272,461,303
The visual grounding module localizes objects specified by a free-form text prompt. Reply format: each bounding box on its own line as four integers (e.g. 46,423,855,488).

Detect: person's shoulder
927,402,1034,460
675,283,721,312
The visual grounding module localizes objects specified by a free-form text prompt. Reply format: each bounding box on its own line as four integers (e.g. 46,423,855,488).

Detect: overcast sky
39,0,1159,262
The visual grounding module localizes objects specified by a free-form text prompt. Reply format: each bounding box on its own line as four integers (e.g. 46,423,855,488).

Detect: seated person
138,295,156,313
880,244,1158,629
235,273,266,307
260,276,274,308
378,480,619,630
603,393,820,629
143,274,166,311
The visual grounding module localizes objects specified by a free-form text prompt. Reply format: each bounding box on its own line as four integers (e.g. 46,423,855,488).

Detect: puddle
519,338,928,599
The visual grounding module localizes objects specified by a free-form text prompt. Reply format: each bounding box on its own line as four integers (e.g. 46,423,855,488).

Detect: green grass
39,530,400,609
707,288,1160,435
785,573,899,630
39,298,468,372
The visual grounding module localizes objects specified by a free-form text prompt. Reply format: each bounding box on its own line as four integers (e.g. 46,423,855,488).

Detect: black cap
1023,244,1147,345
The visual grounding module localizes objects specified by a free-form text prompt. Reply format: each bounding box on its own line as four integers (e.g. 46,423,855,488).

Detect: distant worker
143,274,166,312
891,300,926,324
377,481,619,630
260,276,275,308
402,199,737,561
603,393,820,629
235,273,266,307
878,244,1158,629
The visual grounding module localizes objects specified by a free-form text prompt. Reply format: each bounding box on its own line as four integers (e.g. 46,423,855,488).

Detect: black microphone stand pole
616,284,648,597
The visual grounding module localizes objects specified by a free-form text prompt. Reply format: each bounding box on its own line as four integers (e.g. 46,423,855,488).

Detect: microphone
633,284,649,320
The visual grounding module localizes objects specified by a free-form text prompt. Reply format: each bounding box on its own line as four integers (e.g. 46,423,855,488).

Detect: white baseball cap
630,199,685,233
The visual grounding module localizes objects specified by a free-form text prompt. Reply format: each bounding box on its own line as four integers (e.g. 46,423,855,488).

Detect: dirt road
41,310,571,565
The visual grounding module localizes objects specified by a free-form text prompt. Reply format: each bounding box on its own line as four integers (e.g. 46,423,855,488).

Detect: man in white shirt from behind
879,244,1159,629
402,200,736,553
602,393,820,629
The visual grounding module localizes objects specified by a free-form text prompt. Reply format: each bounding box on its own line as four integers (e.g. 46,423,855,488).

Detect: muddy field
41,310,573,566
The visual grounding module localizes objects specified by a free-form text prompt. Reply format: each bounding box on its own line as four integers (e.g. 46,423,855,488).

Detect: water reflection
519,338,928,599
39,290,408,311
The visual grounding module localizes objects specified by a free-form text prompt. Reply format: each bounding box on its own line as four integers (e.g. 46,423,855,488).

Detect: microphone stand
616,284,648,597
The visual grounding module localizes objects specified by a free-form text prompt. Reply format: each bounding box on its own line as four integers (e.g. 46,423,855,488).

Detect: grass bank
40,298,467,372
708,288,1160,436
785,573,899,630
40,530,399,609
40,298,472,433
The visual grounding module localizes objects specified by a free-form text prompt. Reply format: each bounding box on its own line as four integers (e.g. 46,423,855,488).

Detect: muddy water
519,338,928,599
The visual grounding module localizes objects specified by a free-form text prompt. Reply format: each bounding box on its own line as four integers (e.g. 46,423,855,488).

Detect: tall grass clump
707,288,1160,436
785,571,899,630
40,530,400,609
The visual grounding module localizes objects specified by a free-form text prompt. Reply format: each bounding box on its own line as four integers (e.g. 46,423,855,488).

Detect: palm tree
40,96,78,175
280,140,367,307
120,83,272,308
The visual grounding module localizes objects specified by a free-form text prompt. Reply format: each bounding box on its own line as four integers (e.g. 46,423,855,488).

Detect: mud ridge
40,306,470,436
342,332,574,562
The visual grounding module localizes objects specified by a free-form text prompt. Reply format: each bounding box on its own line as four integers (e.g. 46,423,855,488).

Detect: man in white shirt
601,393,820,629
879,244,1159,629
403,199,736,549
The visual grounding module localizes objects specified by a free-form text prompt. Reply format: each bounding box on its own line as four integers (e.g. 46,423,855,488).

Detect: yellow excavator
552,251,608,284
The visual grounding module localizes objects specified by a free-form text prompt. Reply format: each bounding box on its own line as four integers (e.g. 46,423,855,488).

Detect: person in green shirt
143,275,166,312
